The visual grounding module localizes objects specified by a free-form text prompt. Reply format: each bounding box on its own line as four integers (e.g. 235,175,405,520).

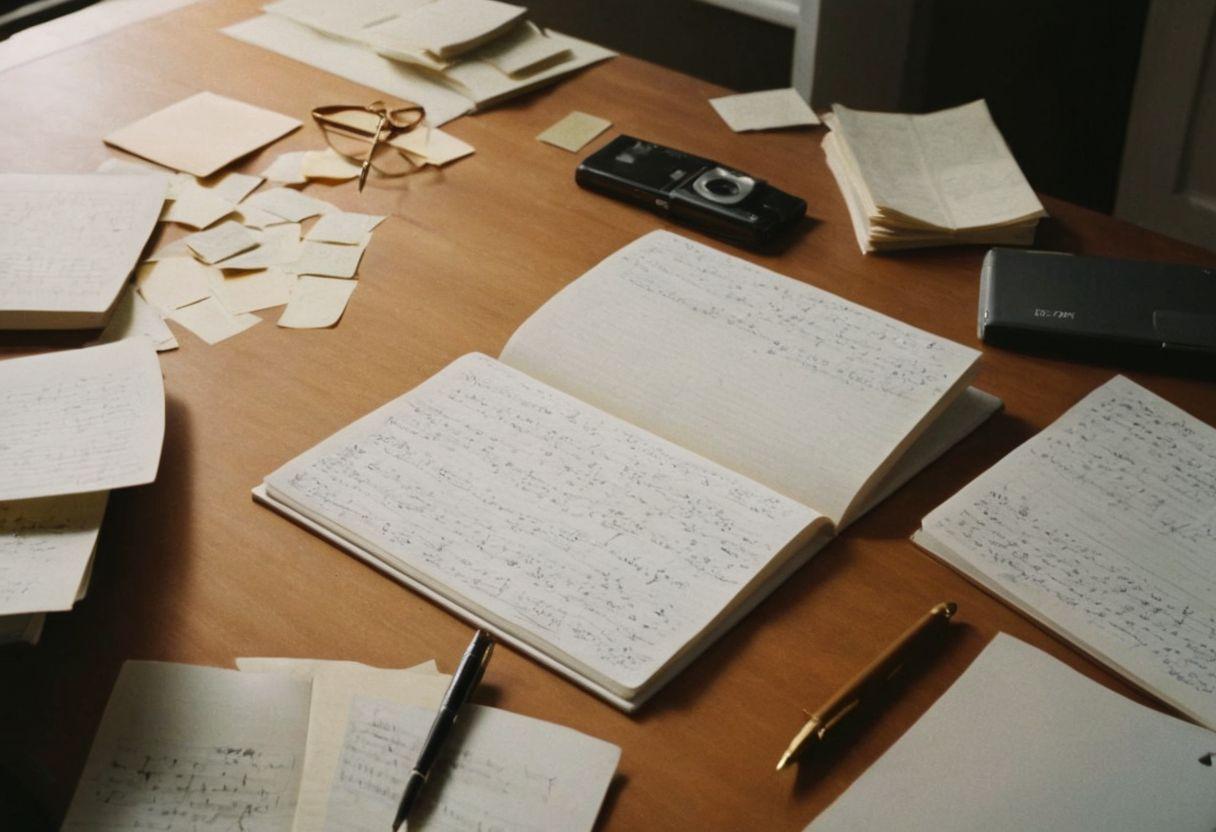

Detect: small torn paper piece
135,258,214,313
392,126,474,166
218,224,302,270
104,91,301,177
305,212,385,245
184,220,258,264
292,238,369,278
260,150,309,185
161,182,236,229
278,276,357,329
207,267,296,315
94,285,178,352
144,237,191,262
708,88,820,132
243,187,335,222
168,296,260,344
235,205,293,229
537,111,611,152
198,170,264,203
302,148,362,181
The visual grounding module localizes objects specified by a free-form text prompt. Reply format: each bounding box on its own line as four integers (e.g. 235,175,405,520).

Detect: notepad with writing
256,231,1001,710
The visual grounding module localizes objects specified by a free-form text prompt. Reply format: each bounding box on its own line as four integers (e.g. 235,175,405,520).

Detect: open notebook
255,231,1001,710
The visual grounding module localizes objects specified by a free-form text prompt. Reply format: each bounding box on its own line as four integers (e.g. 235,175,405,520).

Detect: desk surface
2,2,1215,829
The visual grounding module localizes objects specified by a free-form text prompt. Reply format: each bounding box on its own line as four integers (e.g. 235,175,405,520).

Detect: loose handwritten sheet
62,661,311,832
326,698,619,832
0,492,107,615
135,257,215,312
266,353,819,694
0,338,164,501
918,376,1216,728
301,148,361,181
209,268,296,315
292,239,368,278
0,173,165,316
500,230,979,526
807,634,1216,832
219,224,302,271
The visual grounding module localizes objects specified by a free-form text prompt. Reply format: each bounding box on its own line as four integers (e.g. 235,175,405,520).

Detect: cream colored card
709,87,820,132
244,187,335,222
135,258,214,312
305,212,385,245
278,276,356,328
301,148,361,181
104,91,301,177
94,285,178,352
185,220,259,264
537,111,611,152
208,268,296,315
161,181,237,229
219,224,303,270
260,150,310,184
390,125,474,166
291,239,368,277
168,296,261,345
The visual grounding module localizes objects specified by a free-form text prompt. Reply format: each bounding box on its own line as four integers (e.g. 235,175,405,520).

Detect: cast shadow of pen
786,621,970,798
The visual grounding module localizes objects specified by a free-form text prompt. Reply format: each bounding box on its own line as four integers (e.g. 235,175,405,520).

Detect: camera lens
705,178,740,197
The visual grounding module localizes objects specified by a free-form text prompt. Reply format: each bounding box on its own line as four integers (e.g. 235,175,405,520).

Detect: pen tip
776,752,791,771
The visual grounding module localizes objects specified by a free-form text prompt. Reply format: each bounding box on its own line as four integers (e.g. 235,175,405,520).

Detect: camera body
575,135,806,246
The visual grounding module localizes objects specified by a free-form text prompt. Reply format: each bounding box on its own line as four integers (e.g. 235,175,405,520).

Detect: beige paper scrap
95,285,179,352
185,220,259,264
292,239,368,277
161,181,237,229
104,91,301,177
709,88,820,132
236,205,294,229
208,267,296,315
260,150,310,185
305,213,385,245
537,111,611,152
477,21,571,76
277,276,356,328
199,170,265,203
244,187,335,222
219,224,303,270
135,258,214,312
302,148,361,181
168,296,261,345
391,126,474,166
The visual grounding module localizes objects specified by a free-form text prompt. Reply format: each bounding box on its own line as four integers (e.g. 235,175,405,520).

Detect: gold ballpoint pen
776,601,957,770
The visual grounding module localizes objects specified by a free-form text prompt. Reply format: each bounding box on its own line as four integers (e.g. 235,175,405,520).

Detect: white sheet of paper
244,187,336,222
536,111,611,152
709,88,820,131
0,492,107,615
185,219,259,264
161,180,237,229
305,212,385,245
62,661,313,832
168,296,261,345
219,224,303,270
806,634,1216,832
0,338,164,501
276,275,357,328
261,150,310,185
209,267,296,314
301,148,362,181
94,284,179,351
328,699,619,832
135,258,214,312
105,91,302,177
0,173,166,318
291,239,368,277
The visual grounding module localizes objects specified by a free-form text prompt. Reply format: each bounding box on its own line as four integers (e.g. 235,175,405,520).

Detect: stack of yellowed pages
225,0,616,127
823,100,1046,253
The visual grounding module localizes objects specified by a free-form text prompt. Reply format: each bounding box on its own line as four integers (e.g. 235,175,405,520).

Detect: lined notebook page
0,173,166,316
0,492,107,615
266,353,820,695
917,376,1216,728
501,231,979,526
807,634,1216,832
0,338,165,501
62,662,312,832
325,698,619,832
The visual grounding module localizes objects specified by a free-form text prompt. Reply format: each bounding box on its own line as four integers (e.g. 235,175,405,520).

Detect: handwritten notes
917,376,1216,728
62,662,311,832
0,492,107,615
0,339,164,501
326,698,619,832
0,173,166,323
136,258,214,312
501,230,979,525
293,239,368,277
266,353,818,694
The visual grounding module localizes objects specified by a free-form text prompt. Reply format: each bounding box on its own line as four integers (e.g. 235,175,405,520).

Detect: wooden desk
1,2,1214,829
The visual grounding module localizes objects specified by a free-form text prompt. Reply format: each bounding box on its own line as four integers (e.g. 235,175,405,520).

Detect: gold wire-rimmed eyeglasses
311,100,427,192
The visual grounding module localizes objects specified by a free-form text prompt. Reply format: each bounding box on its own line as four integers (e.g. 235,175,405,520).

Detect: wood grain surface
1,2,1214,829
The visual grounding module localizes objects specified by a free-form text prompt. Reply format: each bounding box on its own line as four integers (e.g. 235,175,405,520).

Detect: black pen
392,630,495,831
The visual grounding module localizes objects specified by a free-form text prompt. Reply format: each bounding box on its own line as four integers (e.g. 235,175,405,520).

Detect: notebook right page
501,231,980,526
915,375,1216,728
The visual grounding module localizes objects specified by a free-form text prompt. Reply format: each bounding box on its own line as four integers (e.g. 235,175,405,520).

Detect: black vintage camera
576,135,806,246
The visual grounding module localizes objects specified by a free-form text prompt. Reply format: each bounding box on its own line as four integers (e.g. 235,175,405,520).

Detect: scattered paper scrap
168,296,260,344
260,150,309,185
135,258,214,313
234,205,292,229
305,212,385,245
184,220,258,264
104,91,301,177
301,147,362,181
242,187,335,222
218,224,302,270
197,170,264,203
537,111,611,152
392,126,475,166
293,238,369,278
708,88,820,132
161,182,236,229
94,285,178,352
278,275,357,328
207,267,296,315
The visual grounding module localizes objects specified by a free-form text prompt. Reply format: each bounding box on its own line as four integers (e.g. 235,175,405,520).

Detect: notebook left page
0,338,165,501
62,661,313,832
0,173,166,328
265,353,823,699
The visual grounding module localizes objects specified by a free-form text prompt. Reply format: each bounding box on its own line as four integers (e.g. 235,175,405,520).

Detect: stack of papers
0,339,165,644
823,100,1046,253
223,1,616,126
62,657,621,832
